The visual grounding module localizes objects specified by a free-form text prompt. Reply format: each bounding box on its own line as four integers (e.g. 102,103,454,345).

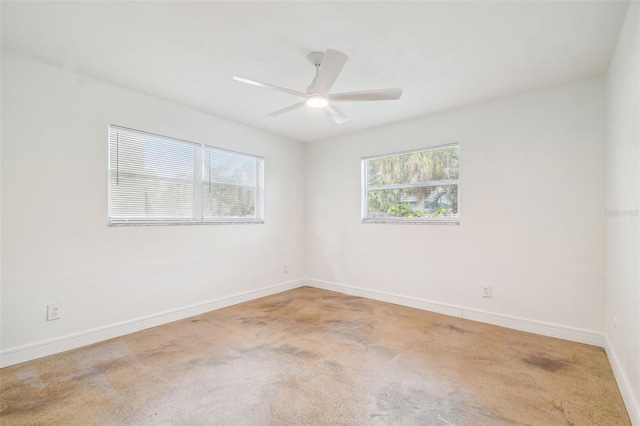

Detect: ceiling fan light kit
233,49,403,124
306,96,329,108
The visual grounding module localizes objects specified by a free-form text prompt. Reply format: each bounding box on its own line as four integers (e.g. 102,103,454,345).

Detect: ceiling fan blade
233,76,307,98
325,104,350,125
314,49,349,95
329,88,403,102
266,101,307,117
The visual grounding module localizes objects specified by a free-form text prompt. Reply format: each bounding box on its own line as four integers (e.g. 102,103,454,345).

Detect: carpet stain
523,352,571,372
444,324,469,334
0,287,630,425
14,367,45,389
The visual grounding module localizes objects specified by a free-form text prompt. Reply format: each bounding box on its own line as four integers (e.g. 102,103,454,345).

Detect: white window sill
108,220,264,226
362,218,460,225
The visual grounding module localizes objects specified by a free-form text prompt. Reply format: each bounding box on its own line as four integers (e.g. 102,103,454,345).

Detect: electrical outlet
283,264,288,273
481,286,492,298
47,304,61,321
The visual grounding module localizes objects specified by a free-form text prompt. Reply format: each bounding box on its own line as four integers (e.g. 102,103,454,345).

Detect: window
362,144,459,223
108,125,263,225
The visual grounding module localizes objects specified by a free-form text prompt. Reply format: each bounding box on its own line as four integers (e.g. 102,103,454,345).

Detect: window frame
108,125,264,226
361,143,460,224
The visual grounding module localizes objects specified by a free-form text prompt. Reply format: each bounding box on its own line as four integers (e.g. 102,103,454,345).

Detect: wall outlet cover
482,286,492,298
47,304,61,321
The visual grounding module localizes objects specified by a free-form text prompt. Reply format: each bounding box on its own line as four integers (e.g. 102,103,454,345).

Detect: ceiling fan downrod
306,51,324,94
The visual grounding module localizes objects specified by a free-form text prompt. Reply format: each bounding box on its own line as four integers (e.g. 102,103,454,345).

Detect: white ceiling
1,1,629,142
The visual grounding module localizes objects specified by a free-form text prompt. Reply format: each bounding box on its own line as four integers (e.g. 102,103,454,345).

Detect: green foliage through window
363,145,459,222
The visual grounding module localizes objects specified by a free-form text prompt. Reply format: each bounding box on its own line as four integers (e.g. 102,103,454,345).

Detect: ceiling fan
233,49,403,125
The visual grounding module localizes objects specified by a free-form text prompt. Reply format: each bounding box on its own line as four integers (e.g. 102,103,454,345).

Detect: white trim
362,142,460,161
308,279,463,318
362,218,460,225
605,336,640,425
305,279,605,347
361,144,460,224
0,279,304,368
5,276,630,421
1,277,608,368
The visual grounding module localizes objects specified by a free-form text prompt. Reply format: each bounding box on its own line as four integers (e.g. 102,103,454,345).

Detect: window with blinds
108,125,264,225
362,144,460,223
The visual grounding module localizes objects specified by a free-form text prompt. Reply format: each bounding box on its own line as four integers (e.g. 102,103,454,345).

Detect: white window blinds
202,148,259,219
108,125,263,225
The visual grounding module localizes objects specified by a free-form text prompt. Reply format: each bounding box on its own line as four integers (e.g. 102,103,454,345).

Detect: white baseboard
605,336,640,425
308,279,639,421
5,277,630,421
1,278,607,368
305,279,605,347
0,279,304,368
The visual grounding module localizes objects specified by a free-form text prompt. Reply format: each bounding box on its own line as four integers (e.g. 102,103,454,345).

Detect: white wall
306,77,606,342
605,2,640,423
0,35,635,419
0,53,306,365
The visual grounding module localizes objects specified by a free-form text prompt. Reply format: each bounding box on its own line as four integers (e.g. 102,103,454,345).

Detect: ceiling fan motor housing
307,51,325,67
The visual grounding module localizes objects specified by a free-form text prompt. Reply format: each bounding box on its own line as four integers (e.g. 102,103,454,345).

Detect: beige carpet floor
0,287,630,425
